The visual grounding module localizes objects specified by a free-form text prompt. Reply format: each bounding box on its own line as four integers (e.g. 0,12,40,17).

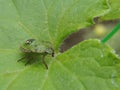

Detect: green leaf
0,39,120,90
0,0,109,50
1,0,120,90
100,0,120,21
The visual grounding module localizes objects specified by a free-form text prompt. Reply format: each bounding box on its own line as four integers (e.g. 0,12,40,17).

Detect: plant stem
101,23,120,43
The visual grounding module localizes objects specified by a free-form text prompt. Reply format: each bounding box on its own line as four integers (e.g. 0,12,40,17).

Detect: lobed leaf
0,0,109,50
100,0,120,21
0,40,120,90
0,0,120,90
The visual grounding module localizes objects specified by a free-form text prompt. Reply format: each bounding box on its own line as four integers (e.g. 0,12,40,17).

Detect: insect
18,39,54,69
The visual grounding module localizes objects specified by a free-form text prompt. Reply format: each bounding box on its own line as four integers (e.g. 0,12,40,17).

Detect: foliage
0,0,120,90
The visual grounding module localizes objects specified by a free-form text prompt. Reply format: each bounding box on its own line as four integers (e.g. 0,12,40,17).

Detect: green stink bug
18,39,54,69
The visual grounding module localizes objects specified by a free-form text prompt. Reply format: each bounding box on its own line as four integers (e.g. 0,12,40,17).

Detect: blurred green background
60,20,120,55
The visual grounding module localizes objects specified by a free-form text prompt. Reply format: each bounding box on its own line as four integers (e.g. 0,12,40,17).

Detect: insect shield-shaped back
18,39,54,69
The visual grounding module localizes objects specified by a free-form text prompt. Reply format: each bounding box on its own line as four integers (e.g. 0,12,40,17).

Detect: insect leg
25,56,33,66
51,48,54,57
42,54,48,69
17,56,26,62
25,60,31,66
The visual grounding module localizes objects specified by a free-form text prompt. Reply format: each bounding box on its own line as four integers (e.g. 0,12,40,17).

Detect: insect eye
25,40,31,44
25,39,35,45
